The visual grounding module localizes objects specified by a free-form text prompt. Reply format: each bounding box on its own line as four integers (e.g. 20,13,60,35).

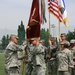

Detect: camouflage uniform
17,50,23,65
25,44,35,75
39,39,47,63
5,41,26,75
32,44,46,75
70,39,75,75
71,47,75,75
47,44,58,75
17,50,24,75
56,41,73,75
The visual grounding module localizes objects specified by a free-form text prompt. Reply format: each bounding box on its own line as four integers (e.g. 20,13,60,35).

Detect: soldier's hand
47,55,51,59
74,65,75,68
22,40,28,46
23,55,27,58
23,59,28,64
48,40,52,45
59,36,62,42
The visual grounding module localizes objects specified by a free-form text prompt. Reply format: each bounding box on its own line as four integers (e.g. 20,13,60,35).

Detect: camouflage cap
61,33,66,37
10,34,19,39
70,39,75,43
30,37,40,41
60,40,70,46
40,39,45,43
50,37,55,41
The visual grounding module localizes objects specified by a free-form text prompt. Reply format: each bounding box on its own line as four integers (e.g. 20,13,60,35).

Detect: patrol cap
40,39,45,43
10,34,19,39
60,40,70,46
61,33,66,37
30,37,40,41
50,37,55,41
70,39,75,43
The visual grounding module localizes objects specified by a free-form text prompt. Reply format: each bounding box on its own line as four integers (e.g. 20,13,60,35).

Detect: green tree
66,30,75,41
40,28,51,47
6,34,9,45
18,21,25,44
1,34,9,49
0,43,3,50
1,35,6,49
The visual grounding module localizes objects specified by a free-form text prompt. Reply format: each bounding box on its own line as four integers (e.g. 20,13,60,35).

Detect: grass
0,53,5,75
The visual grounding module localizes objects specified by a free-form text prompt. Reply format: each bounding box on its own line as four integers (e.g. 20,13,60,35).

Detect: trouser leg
34,65,46,75
9,67,20,75
26,64,33,75
58,71,70,75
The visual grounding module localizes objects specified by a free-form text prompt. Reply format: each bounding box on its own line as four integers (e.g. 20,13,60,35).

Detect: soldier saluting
47,37,58,75
4,34,26,75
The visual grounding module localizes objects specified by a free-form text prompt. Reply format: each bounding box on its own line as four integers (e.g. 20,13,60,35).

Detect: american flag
48,0,62,22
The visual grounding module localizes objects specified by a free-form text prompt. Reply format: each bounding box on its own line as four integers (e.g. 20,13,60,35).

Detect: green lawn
0,53,5,75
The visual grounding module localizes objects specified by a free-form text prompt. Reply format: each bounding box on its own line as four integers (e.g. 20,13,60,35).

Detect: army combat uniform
56,48,73,75
32,44,46,75
25,44,35,75
47,44,58,75
70,46,75,75
70,39,75,75
4,42,26,75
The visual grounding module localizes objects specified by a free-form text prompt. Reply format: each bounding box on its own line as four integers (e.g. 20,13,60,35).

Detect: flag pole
48,11,50,39
58,20,60,39
21,49,26,75
58,5,60,41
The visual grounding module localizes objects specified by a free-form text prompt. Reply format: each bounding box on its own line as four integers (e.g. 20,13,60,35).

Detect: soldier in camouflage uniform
47,37,58,75
30,38,46,75
70,39,75,75
59,33,66,42
56,40,73,75
40,40,47,63
4,34,26,75
24,41,35,75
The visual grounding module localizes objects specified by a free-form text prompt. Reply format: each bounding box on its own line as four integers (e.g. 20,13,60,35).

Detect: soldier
47,37,58,75
30,38,46,75
70,39,75,58
60,33,66,41
70,39,75,75
40,39,45,46
4,34,26,75
24,40,35,75
59,33,70,49
40,39,47,63
56,40,73,75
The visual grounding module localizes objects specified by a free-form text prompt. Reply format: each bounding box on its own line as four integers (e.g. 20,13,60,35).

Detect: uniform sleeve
6,44,17,51
17,40,28,51
68,51,74,68
17,45,26,51
44,47,48,59
46,46,52,57
32,44,44,55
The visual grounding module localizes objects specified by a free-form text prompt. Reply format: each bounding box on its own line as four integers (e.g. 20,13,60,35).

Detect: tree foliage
1,35,9,49
66,30,75,41
40,28,51,47
18,21,25,44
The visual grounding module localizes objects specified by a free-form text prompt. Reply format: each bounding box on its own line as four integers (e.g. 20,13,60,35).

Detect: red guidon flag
26,0,40,40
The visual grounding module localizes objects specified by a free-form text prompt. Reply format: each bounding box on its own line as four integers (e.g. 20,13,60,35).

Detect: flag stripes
48,0,62,22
